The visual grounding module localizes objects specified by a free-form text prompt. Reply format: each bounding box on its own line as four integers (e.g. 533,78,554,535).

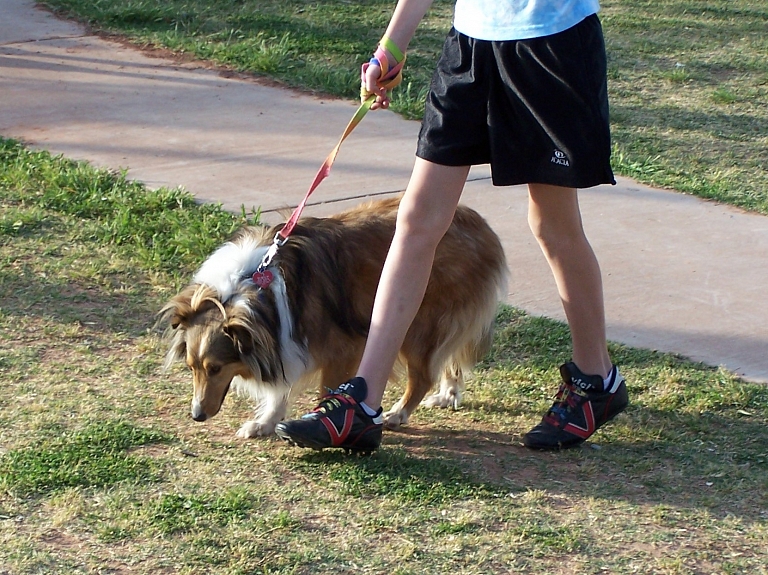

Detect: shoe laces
544,382,587,428
310,392,355,416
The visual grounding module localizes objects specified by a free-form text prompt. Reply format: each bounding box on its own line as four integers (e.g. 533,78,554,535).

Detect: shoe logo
605,372,625,394
551,149,570,167
571,376,592,391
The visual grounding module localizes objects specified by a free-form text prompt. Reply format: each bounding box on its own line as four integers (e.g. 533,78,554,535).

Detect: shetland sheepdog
160,196,508,438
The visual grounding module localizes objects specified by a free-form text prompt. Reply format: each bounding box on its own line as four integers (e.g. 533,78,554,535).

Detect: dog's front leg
235,387,290,438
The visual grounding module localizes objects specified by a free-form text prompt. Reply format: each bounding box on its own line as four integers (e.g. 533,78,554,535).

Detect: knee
528,212,586,257
395,200,453,251
527,211,546,243
527,184,585,252
528,213,560,250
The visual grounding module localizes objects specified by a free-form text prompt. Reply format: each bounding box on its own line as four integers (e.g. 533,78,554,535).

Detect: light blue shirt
453,0,601,41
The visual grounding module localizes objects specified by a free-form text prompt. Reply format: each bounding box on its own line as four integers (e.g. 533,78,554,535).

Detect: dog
160,196,508,438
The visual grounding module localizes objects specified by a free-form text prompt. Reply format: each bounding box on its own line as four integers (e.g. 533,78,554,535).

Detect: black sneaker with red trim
275,377,383,454
523,362,628,450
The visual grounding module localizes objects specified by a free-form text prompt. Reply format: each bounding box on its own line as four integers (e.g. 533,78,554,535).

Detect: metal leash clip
252,232,287,289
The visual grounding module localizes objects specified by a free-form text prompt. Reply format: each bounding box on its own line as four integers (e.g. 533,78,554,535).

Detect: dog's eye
207,365,222,376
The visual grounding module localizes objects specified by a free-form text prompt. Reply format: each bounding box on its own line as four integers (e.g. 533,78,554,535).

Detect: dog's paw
235,420,276,438
382,408,410,430
421,389,461,410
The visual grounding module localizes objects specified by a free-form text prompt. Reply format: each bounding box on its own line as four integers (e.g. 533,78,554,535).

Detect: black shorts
416,14,615,188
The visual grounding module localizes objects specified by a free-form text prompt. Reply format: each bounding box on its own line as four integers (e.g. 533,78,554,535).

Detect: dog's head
160,283,282,422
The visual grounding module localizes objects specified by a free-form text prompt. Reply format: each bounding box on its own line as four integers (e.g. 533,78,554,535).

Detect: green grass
1,137,767,573
147,488,260,535
0,138,257,276
39,0,768,215
0,420,170,497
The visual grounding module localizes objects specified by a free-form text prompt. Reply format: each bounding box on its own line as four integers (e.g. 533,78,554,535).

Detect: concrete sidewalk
2,0,767,382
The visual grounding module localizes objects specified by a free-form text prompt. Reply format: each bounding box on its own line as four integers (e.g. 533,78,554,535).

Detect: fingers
362,63,391,109
374,96,391,110
360,37,406,109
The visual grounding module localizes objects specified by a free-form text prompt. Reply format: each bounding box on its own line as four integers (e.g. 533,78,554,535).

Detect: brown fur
160,196,508,437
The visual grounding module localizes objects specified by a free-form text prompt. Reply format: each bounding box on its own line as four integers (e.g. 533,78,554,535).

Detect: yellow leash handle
360,36,406,102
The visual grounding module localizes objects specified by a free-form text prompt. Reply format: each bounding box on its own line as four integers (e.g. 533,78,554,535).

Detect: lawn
2,1,768,572
1,139,767,573
39,0,768,215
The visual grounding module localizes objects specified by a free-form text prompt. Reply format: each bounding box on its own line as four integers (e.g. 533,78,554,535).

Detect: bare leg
527,183,612,378
356,159,470,409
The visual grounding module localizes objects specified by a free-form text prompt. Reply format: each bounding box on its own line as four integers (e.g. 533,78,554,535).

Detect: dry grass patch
1,139,766,573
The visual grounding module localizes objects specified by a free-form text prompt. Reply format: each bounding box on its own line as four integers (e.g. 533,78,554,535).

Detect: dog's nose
190,403,208,422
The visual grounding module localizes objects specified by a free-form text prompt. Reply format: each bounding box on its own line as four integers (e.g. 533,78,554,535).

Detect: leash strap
252,95,376,282
253,38,406,286
278,95,375,240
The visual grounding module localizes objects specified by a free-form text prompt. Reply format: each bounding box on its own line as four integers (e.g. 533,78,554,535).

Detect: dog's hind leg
422,326,493,411
421,361,464,410
383,361,435,429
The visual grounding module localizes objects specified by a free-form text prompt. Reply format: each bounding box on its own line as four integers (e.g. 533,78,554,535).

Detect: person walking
275,0,628,453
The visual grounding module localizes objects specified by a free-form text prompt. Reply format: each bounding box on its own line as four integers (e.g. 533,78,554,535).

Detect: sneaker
523,362,628,450
275,377,383,454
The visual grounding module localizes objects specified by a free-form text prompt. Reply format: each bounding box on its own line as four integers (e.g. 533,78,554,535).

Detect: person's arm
363,0,435,109
383,0,434,54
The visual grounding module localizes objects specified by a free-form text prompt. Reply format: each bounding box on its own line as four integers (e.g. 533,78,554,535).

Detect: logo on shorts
551,149,570,167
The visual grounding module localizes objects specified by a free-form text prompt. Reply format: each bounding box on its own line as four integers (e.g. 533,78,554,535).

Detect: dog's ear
222,315,282,383
162,305,191,331
159,284,207,330
223,318,255,357
168,310,187,331
156,300,190,334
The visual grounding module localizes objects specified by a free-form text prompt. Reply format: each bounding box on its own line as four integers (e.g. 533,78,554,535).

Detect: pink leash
251,46,406,289
251,95,376,288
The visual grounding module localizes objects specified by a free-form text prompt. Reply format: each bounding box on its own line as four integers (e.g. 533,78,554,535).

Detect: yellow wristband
379,36,404,64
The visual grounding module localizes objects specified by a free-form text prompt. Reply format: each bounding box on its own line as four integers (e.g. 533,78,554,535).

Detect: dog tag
252,270,274,288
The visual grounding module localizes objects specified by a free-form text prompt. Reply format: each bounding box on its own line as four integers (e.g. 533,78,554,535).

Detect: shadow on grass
0,420,172,498
293,401,767,525
611,103,768,138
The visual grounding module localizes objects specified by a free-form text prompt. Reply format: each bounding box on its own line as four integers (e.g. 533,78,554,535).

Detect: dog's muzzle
190,401,208,422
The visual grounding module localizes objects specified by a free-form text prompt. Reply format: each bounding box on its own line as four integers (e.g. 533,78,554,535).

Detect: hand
360,38,405,110
362,60,392,110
